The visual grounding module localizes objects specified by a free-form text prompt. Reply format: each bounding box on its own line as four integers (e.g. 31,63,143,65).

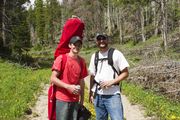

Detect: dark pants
56,99,79,120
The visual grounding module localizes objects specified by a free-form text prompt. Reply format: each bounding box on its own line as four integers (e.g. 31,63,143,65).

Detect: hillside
115,31,180,119
119,32,180,102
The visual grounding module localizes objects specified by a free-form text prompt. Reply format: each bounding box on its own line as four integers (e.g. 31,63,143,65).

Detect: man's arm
112,67,129,84
100,67,129,88
50,70,78,94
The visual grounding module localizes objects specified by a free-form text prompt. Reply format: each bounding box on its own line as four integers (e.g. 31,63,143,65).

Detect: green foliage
83,87,96,120
80,47,98,65
35,0,45,45
33,43,44,51
0,59,51,120
27,6,36,25
11,11,31,56
122,82,180,120
2,0,31,58
44,0,62,46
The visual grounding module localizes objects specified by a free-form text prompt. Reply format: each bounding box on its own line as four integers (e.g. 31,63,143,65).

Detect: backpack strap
94,48,120,78
108,48,121,88
60,54,83,81
108,48,120,79
59,54,67,80
94,48,122,91
61,54,67,72
94,51,99,74
77,56,83,80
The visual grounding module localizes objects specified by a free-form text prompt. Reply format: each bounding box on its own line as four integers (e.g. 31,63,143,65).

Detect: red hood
54,18,85,59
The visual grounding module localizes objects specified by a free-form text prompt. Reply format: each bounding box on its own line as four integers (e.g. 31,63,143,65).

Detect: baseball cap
69,36,82,44
96,33,108,40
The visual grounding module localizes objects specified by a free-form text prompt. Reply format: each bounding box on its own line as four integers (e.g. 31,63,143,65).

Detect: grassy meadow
0,32,180,120
0,59,51,120
122,82,180,120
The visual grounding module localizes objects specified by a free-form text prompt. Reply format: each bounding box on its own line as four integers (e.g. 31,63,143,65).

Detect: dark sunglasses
97,36,107,41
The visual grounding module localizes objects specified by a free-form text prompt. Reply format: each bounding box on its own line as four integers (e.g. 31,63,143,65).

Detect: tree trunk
161,0,168,51
30,24,36,46
107,0,112,35
2,0,6,47
145,6,148,25
177,0,180,33
140,7,146,42
152,1,159,36
117,8,123,44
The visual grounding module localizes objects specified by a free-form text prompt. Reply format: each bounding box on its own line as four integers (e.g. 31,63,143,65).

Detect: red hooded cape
48,17,85,120
54,17,85,59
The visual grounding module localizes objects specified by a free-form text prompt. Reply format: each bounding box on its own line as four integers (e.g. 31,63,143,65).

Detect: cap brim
70,36,82,44
72,39,82,44
96,34,105,38
96,35,107,40
76,40,82,44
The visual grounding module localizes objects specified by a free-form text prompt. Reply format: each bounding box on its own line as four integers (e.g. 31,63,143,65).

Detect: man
51,36,88,120
89,33,129,120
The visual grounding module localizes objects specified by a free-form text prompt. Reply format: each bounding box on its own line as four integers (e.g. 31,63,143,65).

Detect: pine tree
35,0,45,46
1,0,30,58
44,0,61,46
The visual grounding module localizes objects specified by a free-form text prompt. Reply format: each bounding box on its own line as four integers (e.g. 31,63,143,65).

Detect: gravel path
26,76,153,120
26,84,49,120
122,94,153,120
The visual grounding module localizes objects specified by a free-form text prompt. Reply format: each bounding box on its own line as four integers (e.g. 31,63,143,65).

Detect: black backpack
77,104,91,120
93,48,122,93
94,48,121,79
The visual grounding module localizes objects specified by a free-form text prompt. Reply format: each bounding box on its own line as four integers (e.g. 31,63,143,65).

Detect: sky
30,0,63,5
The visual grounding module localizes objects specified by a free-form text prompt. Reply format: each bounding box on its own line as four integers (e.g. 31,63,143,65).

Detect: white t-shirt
88,48,129,95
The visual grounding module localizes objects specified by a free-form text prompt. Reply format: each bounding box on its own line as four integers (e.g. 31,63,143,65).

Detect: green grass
0,31,179,120
113,35,160,52
84,87,96,120
0,59,51,120
122,82,180,120
80,47,97,65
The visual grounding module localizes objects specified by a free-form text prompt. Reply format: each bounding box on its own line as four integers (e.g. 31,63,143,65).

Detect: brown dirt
26,76,154,120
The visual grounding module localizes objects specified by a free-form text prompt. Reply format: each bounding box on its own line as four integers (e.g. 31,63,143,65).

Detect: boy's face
69,41,82,54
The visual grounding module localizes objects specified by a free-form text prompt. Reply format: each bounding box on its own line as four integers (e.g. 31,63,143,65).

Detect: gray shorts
56,99,79,120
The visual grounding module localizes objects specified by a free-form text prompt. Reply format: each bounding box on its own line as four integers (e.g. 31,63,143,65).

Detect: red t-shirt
52,54,88,102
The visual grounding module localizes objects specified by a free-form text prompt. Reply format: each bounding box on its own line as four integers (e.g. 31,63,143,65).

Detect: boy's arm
89,75,95,103
80,79,85,105
50,70,78,94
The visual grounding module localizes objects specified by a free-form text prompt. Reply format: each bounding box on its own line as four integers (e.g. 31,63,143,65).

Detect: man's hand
100,80,114,89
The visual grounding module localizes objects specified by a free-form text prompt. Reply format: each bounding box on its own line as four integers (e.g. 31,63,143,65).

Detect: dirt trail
122,94,153,120
27,84,49,120
27,76,153,120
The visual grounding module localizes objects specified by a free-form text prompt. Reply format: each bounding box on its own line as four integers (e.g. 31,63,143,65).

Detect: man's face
96,36,108,49
69,41,82,54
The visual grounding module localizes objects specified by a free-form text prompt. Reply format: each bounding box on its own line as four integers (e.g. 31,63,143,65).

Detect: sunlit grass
84,87,96,120
0,59,51,120
122,82,180,120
